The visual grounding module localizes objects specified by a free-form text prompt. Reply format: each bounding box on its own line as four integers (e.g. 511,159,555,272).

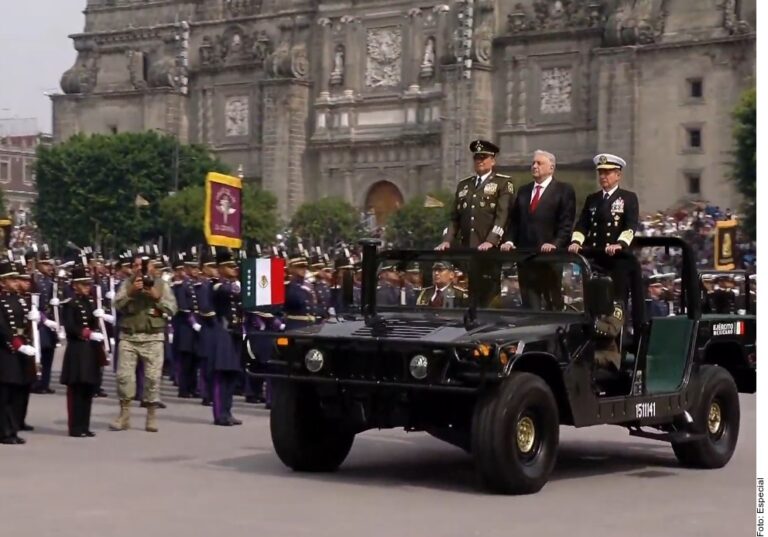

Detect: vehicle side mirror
341,270,354,308
586,276,614,317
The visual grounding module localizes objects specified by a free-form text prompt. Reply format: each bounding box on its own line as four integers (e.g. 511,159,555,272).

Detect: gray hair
533,149,556,168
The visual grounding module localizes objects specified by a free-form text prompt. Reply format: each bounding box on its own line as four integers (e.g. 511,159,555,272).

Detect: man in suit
501,149,576,310
568,153,640,328
436,140,514,251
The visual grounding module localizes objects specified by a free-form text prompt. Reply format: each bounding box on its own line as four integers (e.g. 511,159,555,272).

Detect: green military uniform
444,140,514,248
416,284,468,309
593,302,624,370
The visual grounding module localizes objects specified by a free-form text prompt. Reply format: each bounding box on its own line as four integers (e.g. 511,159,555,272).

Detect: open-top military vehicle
246,236,755,494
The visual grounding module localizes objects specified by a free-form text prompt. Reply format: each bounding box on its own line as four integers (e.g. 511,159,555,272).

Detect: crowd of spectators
636,202,755,278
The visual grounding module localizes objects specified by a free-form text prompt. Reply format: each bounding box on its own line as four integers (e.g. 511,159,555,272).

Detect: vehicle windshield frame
374,248,593,316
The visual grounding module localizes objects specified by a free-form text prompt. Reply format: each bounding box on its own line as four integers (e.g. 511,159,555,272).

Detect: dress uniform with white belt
442,140,514,249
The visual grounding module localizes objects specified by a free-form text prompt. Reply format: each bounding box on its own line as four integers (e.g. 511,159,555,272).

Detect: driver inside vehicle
416,261,468,309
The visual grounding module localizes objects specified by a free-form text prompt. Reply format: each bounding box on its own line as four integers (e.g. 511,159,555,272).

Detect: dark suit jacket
506,178,576,248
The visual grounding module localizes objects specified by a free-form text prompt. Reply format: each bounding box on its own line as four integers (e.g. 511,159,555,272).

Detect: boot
110,400,131,431
145,405,158,433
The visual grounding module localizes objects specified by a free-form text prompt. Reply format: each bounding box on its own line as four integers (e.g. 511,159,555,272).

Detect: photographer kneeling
110,252,177,433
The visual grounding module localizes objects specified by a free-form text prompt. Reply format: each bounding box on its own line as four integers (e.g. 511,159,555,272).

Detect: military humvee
246,236,755,494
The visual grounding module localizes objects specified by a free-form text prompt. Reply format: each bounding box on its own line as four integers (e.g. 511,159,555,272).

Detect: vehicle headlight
304,348,324,373
409,354,429,380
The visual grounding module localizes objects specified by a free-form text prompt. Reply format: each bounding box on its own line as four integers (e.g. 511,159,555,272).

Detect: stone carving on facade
365,27,402,89
508,0,604,34
603,0,667,46
419,37,436,79
225,96,249,137
60,54,99,94
474,23,493,65
147,57,180,89
199,28,274,67
224,0,262,17
720,0,751,35
267,41,308,79
127,50,148,90
540,67,572,115
330,44,345,86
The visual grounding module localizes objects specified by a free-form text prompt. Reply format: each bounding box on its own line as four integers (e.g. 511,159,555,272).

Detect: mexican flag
241,257,286,308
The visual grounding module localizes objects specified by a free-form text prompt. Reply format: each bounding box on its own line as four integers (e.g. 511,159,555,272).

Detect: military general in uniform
436,140,514,251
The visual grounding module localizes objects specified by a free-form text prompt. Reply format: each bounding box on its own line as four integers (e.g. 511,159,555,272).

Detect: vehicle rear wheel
270,381,354,472
672,365,740,468
471,372,559,494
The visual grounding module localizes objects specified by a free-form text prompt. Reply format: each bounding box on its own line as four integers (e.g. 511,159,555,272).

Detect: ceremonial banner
241,257,286,309
205,172,242,248
714,219,738,270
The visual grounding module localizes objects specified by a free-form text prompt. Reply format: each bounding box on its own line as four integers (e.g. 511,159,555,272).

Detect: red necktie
529,185,542,213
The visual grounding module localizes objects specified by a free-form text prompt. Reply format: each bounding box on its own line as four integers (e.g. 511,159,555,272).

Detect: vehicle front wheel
672,365,740,468
270,381,354,472
471,372,559,494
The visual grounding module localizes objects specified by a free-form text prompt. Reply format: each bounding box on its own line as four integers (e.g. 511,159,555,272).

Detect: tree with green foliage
158,184,281,250
731,86,756,239
385,190,453,248
289,197,362,248
34,131,228,253
0,187,7,219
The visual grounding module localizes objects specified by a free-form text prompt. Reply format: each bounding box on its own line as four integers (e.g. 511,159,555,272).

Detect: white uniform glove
93,308,105,318
328,307,337,317
49,298,60,307
44,319,59,331
192,323,202,333
102,314,115,325
26,310,41,322
89,332,105,342
168,333,174,344
18,345,36,356
105,291,115,300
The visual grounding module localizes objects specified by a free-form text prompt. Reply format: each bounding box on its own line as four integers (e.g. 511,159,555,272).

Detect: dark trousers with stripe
0,384,22,439
212,371,238,423
178,352,200,396
67,384,94,435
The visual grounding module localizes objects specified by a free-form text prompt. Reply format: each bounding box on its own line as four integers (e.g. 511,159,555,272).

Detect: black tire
672,365,740,468
471,372,559,494
270,381,354,472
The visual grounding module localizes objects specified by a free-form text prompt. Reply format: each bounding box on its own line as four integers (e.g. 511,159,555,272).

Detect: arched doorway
365,181,404,228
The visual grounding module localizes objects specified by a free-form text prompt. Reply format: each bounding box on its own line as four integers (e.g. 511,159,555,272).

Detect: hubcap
516,416,536,454
707,401,722,435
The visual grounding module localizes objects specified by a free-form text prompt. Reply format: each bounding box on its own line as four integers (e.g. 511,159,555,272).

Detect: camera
141,258,155,288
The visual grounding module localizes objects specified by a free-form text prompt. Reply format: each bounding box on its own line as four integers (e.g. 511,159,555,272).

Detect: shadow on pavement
206,435,683,494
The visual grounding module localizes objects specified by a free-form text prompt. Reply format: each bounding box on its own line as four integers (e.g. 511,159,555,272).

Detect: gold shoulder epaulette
495,173,510,179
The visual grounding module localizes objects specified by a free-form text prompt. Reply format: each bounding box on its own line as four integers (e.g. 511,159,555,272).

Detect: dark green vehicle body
247,236,754,492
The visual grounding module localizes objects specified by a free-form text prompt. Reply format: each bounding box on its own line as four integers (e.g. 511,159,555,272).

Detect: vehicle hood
279,312,581,346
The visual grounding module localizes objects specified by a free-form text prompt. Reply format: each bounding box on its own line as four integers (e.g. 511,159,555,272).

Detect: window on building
688,78,703,99
109,125,118,134
0,159,9,183
687,128,702,149
685,173,701,196
23,159,35,185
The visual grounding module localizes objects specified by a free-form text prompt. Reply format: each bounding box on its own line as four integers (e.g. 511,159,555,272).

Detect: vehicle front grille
350,320,438,339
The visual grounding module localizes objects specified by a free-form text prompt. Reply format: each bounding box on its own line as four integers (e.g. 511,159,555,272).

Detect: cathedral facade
53,0,756,223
